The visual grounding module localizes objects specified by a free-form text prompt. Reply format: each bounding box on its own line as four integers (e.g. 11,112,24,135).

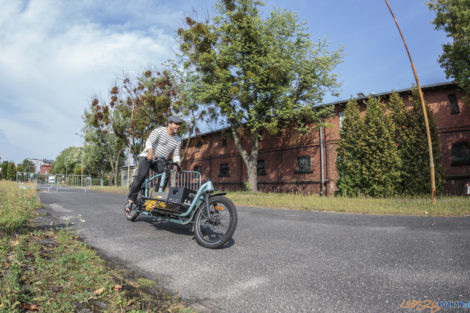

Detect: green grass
91,185,470,217
0,181,193,313
91,185,129,194
226,192,470,217
0,181,39,235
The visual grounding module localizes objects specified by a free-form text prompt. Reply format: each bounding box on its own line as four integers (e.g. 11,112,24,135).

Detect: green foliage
402,91,446,195
0,181,39,234
178,0,342,191
0,182,191,312
1,161,9,180
52,147,82,175
337,91,445,197
20,159,35,173
361,97,401,197
83,103,125,184
336,100,365,196
428,0,470,95
0,161,17,181
388,92,415,194
6,162,17,181
165,60,216,161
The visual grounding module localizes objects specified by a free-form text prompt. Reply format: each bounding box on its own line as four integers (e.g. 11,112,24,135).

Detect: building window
195,141,202,152
219,163,230,177
257,160,266,176
296,156,312,173
194,165,201,173
339,111,345,129
222,137,227,147
452,142,470,166
448,94,459,114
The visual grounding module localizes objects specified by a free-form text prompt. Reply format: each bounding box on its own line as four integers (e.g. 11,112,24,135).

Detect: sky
0,0,450,164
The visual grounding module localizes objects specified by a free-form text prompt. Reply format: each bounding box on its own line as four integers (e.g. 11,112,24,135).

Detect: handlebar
152,157,181,172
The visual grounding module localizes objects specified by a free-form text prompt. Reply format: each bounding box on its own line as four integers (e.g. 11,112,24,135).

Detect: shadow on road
135,216,236,249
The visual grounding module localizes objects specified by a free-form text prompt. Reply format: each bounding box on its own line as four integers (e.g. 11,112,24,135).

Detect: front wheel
194,196,237,249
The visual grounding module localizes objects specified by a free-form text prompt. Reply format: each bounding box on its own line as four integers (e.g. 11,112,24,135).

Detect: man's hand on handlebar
146,149,154,160
173,162,182,173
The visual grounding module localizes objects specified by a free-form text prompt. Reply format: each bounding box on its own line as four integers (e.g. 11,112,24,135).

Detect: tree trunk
230,124,259,192
114,159,119,186
246,158,258,192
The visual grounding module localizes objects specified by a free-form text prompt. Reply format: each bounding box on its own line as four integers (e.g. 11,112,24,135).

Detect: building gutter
320,127,325,196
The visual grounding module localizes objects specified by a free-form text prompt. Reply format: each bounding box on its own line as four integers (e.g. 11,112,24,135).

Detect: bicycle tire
194,196,237,249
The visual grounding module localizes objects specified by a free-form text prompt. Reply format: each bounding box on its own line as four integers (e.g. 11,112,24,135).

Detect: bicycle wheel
194,196,237,249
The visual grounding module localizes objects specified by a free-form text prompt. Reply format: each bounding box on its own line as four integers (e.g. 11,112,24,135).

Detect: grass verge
90,186,470,217
0,181,193,312
226,192,470,217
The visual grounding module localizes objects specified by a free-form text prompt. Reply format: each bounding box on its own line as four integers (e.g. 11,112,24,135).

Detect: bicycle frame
138,170,215,225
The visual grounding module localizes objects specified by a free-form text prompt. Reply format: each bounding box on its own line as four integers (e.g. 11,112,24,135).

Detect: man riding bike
125,115,183,213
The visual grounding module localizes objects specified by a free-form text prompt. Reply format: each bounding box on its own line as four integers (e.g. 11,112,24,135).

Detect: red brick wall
182,83,470,195
40,164,52,175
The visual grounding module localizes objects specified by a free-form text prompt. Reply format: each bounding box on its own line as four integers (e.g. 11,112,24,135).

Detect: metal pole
384,0,436,204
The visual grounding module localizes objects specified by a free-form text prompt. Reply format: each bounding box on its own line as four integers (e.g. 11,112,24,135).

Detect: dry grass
89,186,470,217
226,192,470,217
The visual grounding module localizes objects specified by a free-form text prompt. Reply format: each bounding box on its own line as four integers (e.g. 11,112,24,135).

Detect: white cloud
0,0,186,162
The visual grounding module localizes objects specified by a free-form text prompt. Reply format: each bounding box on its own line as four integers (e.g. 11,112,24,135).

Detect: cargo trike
125,157,237,249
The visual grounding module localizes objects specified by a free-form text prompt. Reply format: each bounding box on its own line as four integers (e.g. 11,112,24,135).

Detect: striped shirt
139,127,181,163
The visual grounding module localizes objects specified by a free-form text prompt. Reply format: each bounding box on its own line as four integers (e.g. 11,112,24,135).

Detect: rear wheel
194,196,237,249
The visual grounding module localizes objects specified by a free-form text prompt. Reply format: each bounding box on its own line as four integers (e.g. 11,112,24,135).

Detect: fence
16,172,93,190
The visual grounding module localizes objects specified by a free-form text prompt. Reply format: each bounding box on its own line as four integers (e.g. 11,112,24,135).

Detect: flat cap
168,115,183,124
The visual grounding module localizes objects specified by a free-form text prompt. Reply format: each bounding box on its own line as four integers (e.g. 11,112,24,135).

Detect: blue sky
0,0,449,164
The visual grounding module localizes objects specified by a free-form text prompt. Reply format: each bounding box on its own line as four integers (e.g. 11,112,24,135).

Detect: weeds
0,181,193,312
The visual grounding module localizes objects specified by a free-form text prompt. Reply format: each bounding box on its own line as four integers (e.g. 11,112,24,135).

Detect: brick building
181,82,470,195
40,164,52,175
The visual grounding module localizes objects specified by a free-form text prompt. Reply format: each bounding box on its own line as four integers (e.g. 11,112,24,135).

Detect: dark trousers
128,157,156,202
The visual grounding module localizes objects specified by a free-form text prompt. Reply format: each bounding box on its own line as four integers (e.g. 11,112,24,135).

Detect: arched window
452,142,470,166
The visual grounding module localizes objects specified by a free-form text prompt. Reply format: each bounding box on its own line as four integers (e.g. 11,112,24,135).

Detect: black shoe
125,202,133,213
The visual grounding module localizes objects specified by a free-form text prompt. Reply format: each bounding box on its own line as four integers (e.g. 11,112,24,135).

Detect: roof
184,81,457,140
325,81,456,108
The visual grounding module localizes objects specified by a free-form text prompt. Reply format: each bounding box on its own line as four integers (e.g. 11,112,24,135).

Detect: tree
90,69,188,164
166,61,214,161
7,162,17,181
20,159,35,173
83,102,125,185
178,0,342,191
400,91,446,195
336,100,366,196
361,97,401,197
428,0,470,95
0,161,8,180
52,147,82,175
388,92,416,194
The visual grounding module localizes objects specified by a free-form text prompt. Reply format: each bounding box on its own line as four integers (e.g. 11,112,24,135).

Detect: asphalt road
38,188,470,313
